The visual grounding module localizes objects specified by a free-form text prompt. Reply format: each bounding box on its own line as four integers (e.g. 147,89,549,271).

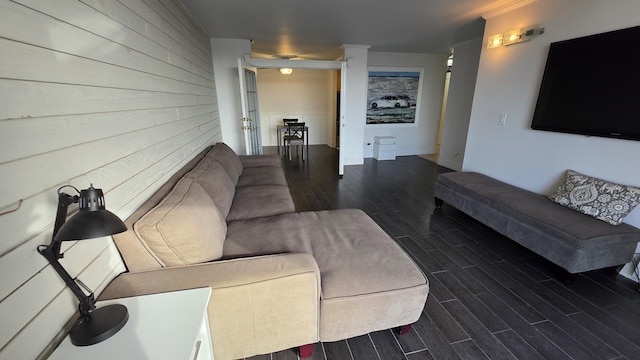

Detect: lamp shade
54,186,127,242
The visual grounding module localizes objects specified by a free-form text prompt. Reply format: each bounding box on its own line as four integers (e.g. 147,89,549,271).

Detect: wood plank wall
0,0,220,358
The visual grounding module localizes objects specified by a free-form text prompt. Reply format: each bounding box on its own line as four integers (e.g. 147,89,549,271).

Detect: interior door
237,58,263,155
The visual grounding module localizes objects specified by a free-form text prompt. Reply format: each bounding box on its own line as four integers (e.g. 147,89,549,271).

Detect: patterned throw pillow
549,170,640,225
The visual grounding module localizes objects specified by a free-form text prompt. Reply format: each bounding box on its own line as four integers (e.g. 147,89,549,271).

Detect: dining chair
283,122,306,160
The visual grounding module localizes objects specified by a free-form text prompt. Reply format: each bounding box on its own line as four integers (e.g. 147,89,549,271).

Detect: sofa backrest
206,142,243,185
133,177,226,266
113,146,212,271
184,157,236,218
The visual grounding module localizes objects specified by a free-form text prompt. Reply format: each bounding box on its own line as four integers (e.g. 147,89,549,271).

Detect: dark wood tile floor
248,145,640,360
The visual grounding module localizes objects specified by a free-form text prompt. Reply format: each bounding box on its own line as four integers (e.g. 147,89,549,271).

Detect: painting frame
366,67,423,127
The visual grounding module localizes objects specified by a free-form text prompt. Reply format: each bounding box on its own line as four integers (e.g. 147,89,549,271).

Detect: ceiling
181,0,531,60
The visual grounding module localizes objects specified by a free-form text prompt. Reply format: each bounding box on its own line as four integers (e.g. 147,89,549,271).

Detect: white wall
211,38,252,154
257,68,336,147
0,1,220,358
464,0,640,280
364,52,449,158
438,38,483,170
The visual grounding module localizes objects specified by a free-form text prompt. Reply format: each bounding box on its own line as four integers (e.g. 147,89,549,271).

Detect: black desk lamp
38,184,128,346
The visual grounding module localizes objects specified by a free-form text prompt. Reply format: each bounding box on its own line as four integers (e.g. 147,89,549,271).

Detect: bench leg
435,197,443,209
603,264,624,276
555,268,577,284
398,324,413,335
299,343,314,358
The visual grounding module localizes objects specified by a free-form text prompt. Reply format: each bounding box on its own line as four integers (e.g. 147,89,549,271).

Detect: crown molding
481,0,538,19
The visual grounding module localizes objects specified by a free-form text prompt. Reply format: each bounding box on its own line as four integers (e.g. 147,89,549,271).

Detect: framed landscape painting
366,68,422,125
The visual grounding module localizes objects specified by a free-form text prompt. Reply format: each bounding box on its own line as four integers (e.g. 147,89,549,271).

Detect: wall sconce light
280,68,293,75
38,184,128,346
503,29,523,46
487,33,504,49
487,25,544,49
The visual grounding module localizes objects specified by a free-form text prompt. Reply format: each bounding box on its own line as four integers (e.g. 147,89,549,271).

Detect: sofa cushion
240,154,282,168
227,185,295,222
134,178,226,266
236,166,288,187
207,143,243,185
185,158,235,218
549,169,640,225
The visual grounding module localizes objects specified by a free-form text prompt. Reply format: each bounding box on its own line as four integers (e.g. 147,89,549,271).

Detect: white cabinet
373,136,397,160
48,288,213,360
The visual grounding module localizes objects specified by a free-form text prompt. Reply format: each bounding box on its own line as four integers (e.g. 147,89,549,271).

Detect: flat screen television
530,25,640,141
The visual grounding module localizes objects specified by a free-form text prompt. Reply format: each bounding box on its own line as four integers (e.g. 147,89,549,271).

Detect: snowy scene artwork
366,69,422,125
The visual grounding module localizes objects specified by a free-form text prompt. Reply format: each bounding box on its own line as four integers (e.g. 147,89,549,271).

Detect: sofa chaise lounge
101,143,429,359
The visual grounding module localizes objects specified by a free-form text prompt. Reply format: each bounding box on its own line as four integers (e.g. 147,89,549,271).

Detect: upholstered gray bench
434,172,640,280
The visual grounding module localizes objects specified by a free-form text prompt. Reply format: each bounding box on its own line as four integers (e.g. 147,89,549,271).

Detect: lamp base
69,304,128,346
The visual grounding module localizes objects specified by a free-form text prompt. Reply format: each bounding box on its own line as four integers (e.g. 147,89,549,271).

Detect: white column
341,45,371,166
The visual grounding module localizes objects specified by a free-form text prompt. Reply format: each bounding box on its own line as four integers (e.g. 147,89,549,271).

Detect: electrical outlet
498,113,507,126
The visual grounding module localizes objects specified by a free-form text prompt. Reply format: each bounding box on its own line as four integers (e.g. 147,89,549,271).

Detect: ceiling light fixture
280,68,293,75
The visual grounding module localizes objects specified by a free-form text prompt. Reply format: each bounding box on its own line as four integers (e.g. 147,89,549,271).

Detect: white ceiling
181,0,533,60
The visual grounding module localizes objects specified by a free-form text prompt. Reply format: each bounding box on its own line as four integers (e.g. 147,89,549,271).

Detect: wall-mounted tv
531,25,640,141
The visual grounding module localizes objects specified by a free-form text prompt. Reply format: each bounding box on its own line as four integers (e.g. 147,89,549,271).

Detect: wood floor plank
450,339,490,360
322,340,352,360
405,349,435,359
396,236,446,274
394,326,427,354
475,292,573,360
440,300,516,359
568,312,640,360
541,280,640,346
271,348,299,360
532,321,600,360
369,330,407,360
492,330,546,360
434,271,509,334
412,308,462,360
346,335,379,360
423,295,469,343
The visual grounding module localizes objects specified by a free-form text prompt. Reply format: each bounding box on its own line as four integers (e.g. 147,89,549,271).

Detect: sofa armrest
100,253,320,360
239,154,282,168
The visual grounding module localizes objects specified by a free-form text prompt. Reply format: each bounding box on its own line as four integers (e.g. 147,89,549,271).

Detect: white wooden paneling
0,0,220,358
0,1,213,88
161,0,212,50
119,0,211,63
0,79,215,120
83,0,212,70
0,40,212,96
0,114,211,209
13,0,214,81
0,105,215,163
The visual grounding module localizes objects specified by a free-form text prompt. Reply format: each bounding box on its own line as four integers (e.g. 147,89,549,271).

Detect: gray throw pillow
549,169,640,225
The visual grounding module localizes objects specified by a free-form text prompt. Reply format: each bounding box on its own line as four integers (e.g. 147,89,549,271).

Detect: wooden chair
283,122,306,160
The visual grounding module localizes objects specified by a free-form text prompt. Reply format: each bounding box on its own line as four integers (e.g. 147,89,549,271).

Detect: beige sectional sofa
101,143,429,360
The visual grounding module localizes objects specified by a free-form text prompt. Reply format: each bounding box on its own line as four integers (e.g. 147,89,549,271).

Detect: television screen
531,25,640,141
